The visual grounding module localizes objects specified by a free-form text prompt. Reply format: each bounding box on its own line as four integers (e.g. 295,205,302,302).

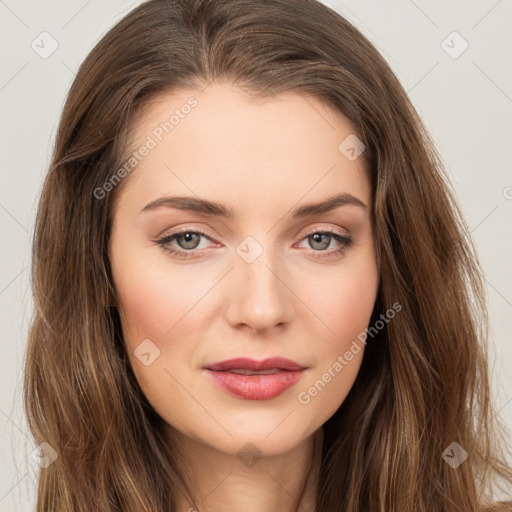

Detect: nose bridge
226,234,292,332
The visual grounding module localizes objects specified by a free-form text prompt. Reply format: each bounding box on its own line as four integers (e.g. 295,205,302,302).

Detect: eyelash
153,226,354,260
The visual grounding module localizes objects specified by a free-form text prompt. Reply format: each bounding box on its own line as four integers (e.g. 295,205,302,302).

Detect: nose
224,247,293,334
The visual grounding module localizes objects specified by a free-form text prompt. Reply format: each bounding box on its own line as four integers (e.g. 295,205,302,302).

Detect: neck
167,427,323,512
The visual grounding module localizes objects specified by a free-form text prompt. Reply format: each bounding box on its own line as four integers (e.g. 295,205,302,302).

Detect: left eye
166,231,205,250
298,232,346,251
154,228,353,260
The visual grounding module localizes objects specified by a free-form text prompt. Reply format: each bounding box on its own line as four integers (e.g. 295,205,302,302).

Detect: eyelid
158,224,219,241
299,223,350,239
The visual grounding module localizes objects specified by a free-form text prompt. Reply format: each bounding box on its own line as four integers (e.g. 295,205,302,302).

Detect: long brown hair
24,0,512,510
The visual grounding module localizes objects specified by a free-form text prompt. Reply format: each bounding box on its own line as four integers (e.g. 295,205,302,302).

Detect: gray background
1,0,511,509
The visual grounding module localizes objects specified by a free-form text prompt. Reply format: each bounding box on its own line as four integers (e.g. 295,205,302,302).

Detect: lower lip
204,369,305,400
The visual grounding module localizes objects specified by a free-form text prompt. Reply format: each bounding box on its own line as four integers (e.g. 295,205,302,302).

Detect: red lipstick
203,357,307,400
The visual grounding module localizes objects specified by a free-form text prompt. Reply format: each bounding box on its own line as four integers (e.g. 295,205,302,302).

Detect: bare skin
109,82,379,512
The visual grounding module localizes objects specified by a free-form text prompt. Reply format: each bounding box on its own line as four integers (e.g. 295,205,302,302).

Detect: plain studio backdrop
0,0,511,510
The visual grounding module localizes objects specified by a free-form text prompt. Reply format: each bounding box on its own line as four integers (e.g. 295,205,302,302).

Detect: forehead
116,82,371,217
131,82,359,155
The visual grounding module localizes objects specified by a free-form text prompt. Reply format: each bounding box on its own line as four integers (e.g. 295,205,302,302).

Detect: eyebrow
140,193,367,218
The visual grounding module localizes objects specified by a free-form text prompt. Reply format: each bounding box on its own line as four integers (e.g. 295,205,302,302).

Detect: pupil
180,232,199,249
311,233,329,250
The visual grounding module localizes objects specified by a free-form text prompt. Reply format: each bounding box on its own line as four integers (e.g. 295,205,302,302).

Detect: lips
204,357,306,372
203,357,307,400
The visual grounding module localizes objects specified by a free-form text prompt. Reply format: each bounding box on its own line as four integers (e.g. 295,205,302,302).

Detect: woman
24,0,512,510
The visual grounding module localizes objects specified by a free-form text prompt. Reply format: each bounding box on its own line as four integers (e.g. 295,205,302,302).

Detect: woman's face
109,82,378,457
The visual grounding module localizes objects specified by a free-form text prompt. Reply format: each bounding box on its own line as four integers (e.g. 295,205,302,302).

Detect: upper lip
204,357,306,372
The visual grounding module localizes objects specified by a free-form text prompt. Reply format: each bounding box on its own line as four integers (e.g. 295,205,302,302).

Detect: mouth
202,357,307,400
220,368,284,375
204,357,306,372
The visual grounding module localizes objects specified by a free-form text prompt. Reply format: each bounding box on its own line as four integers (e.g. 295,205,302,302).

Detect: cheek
299,251,378,347
113,253,207,342
111,252,216,393
328,275,377,341
295,256,378,420
112,265,193,402
328,263,378,360
116,273,171,342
